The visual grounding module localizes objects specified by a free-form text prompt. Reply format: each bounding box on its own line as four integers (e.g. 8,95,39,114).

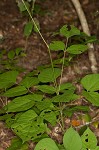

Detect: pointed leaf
36,99,54,111
11,120,46,142
38,68,61,83
0,71,19,89
57,83,75,92
67,44,88,54
51,90,78,102
20,77,39,88
8,50,15,60
49,41,65,51
37,85,56,94
40,110,57,125
18,1,30,12
60,25,80,38
81,128,97,149
82,91,99,106
24,21,33,37
6,137,28,150
34,138,59,150
4,94,43,112
16,110,37,123
3,86,28,97
63,127,82,150
81,74,99,91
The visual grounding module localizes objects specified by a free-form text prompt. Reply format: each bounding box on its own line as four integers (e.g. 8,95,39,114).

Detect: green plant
0,28,99,148
0,48,26,71
0,1,99,149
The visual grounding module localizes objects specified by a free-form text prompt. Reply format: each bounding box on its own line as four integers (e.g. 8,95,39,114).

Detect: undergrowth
0,0,99,149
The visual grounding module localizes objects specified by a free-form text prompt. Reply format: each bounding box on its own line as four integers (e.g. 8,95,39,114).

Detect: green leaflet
12,121,46,142
3,86,28,97
67,44,88,54
6,137,28,150
63,127,82,150
56,83,75,93
17,1,30,12
24,21,33,37
34,138,59,150
82,91,99,106
11,110,46,142
38,68,61,83
4,94,43,112
63,106,89,117
8,50,15,60
60,25,80,38
15,47,22,56
14,110,37,123
20,77,39,88
51,90,78,102
81,128,97,149
81,74,99,91
36,85,56,94
0,71,19,89
36,99,54,111
49,41,65,51
39,109,57,126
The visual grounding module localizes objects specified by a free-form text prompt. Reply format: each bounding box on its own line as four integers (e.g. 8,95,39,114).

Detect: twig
0,97,5,107
71,0,98,73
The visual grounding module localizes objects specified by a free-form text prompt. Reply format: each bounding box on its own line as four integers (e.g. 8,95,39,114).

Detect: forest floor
0,0,99,149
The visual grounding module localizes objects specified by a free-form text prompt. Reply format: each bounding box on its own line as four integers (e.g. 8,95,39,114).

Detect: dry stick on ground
71,0,98,73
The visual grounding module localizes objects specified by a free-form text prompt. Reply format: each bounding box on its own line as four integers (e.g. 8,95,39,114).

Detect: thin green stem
58,38,68,93
57,38,69,132
22,0,49,49
24,36,28,51
21,0,57,87
60,107,65,132
31,0,36,16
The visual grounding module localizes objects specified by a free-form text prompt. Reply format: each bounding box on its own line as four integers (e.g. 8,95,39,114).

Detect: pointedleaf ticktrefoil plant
0,25,99,149
0,1,99,149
